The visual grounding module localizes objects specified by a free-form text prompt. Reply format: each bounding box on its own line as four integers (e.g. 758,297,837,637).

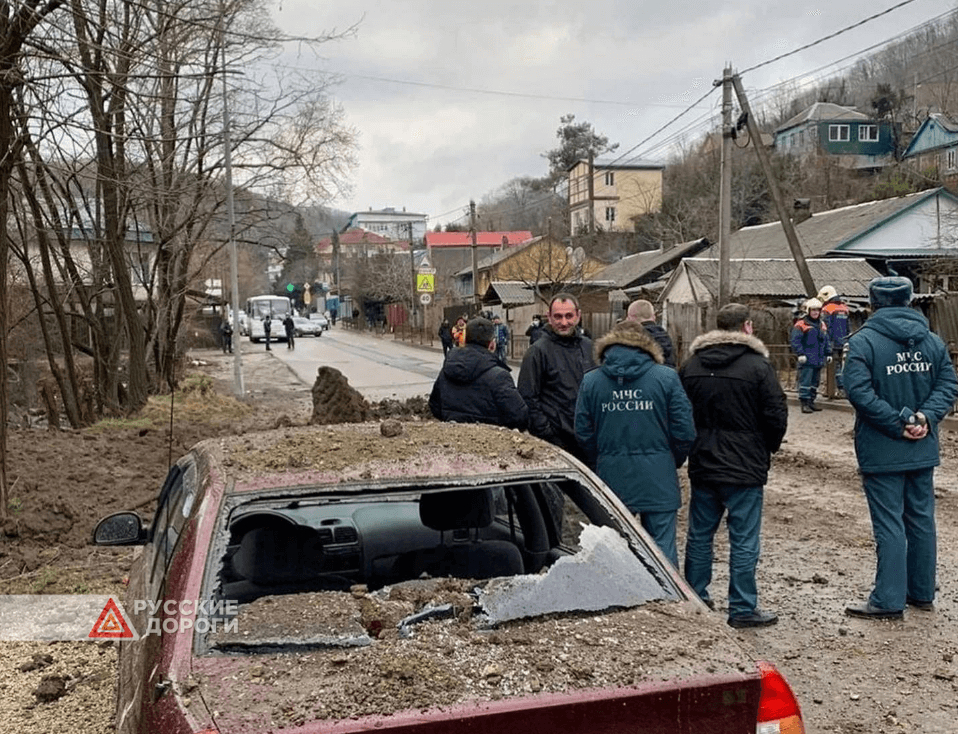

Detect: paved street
261,327,447,401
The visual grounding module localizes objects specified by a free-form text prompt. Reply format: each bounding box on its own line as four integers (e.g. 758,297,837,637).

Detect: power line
740,0,922,76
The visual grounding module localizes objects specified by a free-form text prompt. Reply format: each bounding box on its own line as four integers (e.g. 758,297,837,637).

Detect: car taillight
755,661,805,734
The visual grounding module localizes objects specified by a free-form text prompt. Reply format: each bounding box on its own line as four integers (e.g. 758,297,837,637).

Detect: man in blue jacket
843,276,957,619
575,321,695,567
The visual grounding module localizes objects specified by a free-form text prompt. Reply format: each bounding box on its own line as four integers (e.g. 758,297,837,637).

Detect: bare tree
0,0,68,518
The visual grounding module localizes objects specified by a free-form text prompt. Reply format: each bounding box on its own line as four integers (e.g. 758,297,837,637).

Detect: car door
117,457,198,734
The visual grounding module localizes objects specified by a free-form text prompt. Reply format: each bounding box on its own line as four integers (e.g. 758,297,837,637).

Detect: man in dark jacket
575,321,695,566
429,317,528,430
679,303,788,629
283,313,296,350
843,276,958,620
790,298,831,412
518,294,594,460
438,319,454,356
626,299,676,368
525,316,544,345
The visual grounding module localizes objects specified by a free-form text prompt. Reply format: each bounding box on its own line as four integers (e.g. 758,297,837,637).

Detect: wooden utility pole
731,73,817,297
470,200,480,305
718,66,733,308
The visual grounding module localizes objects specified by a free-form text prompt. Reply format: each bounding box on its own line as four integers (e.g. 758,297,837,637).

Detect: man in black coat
626,299,675,368
429,317,528,430
679,303,788,629
518,293,594,459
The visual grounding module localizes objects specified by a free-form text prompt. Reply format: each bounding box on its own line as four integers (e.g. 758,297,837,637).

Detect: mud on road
0,342,956,733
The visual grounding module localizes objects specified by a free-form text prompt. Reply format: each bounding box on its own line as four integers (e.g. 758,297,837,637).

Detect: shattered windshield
204,479,678,652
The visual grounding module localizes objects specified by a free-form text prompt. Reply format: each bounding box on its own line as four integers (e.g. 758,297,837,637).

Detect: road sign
416,273,435,293
419,293,432,306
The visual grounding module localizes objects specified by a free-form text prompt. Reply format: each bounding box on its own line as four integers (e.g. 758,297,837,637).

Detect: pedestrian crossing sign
416,273,435,293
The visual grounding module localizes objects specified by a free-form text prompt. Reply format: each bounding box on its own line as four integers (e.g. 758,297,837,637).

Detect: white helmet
805,298,823,311
817,285,837,302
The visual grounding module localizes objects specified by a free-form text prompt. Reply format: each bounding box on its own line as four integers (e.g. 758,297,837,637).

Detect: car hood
191,597,752,733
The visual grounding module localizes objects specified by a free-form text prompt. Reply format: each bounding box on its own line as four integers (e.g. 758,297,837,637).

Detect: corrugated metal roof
483,281,537,306
455,236,544,277
593,238,710,288
425,231,533,248
679,258,882,299
701,191,942,260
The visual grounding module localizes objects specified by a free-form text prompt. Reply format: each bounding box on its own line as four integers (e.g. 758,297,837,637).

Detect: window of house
604,172,614,186
947,149,957,171
858,124,879,142
605,207,616,223
828,124,850,142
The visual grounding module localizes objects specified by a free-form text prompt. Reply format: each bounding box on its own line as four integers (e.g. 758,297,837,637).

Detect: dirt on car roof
213,422,563,488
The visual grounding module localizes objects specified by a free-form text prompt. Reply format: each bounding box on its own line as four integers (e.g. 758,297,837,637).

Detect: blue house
774,102,897,171
901,113,958,191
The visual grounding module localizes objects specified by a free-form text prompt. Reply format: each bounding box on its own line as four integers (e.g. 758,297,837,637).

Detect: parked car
292,315,323,337
94,422,805,734
309,312,330,330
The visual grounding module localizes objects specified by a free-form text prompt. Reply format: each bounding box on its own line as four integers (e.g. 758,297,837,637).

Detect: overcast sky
268,0,957,229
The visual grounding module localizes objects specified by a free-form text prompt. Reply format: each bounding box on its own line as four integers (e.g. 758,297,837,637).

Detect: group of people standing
789,284,850,412
429,279,957,628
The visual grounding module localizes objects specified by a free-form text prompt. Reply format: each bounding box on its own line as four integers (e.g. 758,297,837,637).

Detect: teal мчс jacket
574,325,695,513
844,307,958,474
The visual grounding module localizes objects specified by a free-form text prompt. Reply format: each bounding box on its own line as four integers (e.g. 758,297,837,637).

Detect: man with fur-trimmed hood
574,320,695,567
679,303,788,629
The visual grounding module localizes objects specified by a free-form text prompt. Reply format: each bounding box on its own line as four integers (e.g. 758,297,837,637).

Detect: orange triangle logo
89,598,134,639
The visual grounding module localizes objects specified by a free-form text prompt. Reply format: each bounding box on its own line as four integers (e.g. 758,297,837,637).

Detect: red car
95,422,804,734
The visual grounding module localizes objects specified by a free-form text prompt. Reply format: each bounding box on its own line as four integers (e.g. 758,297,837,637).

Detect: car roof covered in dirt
193,422,576,494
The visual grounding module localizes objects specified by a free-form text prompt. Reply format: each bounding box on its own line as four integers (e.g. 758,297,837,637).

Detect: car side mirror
93,512,148,546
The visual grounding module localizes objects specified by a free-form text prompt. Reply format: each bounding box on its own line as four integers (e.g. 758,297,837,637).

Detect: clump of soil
368,395,432,420
310,366,369,424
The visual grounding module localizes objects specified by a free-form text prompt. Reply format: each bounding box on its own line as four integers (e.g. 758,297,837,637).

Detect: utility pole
220,5,243,398
408,221,417,327
470,200,480,306
718,66,733,309
587,152,596,235
332,229,341,299
731,73,817,297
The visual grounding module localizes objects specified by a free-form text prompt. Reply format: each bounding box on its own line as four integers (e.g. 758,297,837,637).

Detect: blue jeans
684,484,764,617
861,469,937,611
798,365,821,402
637,511,678,568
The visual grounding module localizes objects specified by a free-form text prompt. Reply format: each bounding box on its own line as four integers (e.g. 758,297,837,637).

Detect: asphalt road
261,327,447,401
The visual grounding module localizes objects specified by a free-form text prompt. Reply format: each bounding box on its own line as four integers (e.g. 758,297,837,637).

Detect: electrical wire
739,0,922,76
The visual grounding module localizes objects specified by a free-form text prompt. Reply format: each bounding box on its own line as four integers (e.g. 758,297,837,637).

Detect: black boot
801,401,814,414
